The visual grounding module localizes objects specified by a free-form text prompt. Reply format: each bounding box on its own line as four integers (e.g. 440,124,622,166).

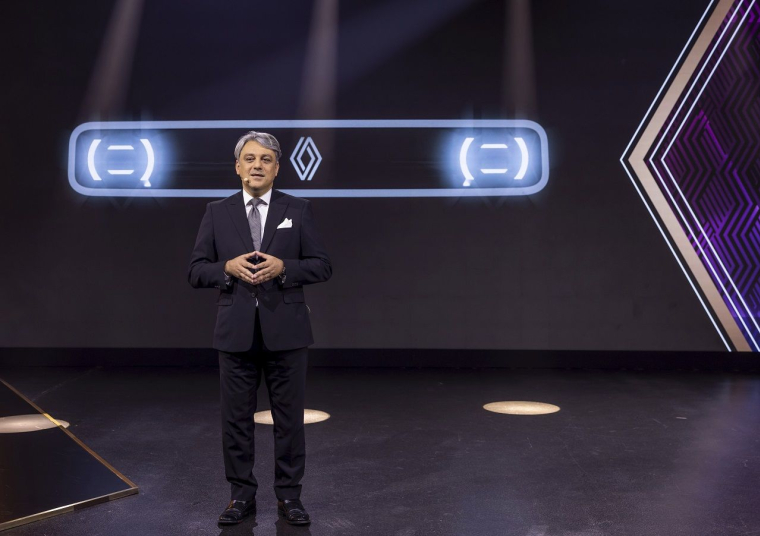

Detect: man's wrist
278,265,287,284
223,261,233,286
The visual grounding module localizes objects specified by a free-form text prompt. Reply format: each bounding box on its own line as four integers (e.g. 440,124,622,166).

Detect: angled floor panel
0,379,137,532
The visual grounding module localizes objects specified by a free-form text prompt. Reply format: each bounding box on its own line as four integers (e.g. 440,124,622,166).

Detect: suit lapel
261,190,288,253
225,192,255,252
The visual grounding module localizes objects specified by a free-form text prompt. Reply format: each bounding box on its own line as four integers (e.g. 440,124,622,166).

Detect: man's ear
235,160,240,175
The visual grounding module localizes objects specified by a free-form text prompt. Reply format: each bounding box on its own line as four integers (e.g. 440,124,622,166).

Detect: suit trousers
218,310,308,502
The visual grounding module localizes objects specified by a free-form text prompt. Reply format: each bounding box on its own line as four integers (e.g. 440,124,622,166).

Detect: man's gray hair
234,131,282,162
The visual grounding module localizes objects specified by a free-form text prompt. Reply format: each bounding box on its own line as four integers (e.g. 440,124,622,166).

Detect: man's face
235,140,279,196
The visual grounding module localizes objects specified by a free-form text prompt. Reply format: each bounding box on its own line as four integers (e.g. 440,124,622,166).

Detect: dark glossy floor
0,380,135,528
1,365,759,536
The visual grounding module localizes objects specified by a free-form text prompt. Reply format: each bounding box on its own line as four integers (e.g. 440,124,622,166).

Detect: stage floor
0,365,759,536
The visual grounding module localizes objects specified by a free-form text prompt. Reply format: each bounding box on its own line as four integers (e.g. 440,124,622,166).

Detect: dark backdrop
0,0,724,351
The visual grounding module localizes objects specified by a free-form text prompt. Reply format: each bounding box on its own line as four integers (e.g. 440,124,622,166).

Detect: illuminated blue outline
68,120,549,198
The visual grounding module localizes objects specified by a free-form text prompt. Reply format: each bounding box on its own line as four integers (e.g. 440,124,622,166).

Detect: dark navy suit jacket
188,189,332,352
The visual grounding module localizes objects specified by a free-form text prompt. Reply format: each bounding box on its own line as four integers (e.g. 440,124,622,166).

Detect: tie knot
249,197,266,207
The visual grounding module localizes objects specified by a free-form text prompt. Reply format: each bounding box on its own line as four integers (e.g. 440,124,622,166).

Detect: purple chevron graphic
623,0,760,351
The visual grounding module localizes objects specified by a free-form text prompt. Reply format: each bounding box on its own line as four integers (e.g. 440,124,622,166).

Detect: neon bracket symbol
106,144,135,175
480,143,508,175
87,139,155,187
460,137,530,186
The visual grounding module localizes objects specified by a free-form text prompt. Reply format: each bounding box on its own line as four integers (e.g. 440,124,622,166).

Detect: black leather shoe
277,499,311,525
218,499,256,525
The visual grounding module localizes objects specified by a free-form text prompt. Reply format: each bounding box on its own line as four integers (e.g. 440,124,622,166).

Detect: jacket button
251,292,256,298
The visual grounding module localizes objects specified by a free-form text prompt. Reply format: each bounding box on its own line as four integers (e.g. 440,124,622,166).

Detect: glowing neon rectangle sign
68,120,549,198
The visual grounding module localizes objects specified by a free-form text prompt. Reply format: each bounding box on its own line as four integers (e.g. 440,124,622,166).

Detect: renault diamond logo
290,137,322,181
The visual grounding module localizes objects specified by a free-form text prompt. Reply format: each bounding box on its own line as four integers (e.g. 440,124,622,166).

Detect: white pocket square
277,218,293,229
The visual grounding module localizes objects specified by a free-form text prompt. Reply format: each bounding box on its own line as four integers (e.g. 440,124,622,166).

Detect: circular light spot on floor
483,401,560,415
253,409,330,425
0,414,70,433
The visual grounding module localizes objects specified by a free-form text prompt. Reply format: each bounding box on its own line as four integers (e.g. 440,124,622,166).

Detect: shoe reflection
276,517,313,535
216,519,313,535
217,520,257,535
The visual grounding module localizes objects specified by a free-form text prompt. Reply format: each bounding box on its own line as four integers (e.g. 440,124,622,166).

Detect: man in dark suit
188,131,332,526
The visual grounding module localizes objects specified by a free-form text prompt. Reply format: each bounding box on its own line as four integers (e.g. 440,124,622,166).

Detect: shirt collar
242,187,272,206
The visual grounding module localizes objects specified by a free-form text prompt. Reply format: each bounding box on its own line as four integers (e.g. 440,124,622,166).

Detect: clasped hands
224,251,284,286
